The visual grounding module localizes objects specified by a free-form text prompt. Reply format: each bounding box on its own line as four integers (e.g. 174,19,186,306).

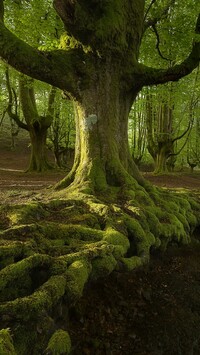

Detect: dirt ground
1,148,200,354
0,147,200,192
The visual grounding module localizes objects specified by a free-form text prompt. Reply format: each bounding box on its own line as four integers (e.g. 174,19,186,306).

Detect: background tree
19,76,55,172
0,63,20,148
145,83,191,174
5,67,56,171
128,92,147,167
186,72,200,172
47,95,75,168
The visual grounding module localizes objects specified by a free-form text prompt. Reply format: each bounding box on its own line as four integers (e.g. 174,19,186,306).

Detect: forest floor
1,147,200,354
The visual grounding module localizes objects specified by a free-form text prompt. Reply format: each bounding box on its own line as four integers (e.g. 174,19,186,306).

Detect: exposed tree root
0,184,200,354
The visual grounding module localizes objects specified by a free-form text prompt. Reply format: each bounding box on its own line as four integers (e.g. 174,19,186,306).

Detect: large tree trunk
57,59,144,192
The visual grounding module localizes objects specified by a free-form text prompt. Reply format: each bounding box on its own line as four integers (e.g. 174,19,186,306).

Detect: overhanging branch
0,1,84,97
140,13,200,86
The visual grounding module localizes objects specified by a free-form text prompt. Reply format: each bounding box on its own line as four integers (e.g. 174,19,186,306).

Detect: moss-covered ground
0,171,199,354
0,155,200,355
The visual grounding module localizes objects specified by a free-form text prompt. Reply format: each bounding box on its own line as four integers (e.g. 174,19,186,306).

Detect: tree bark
154,143,172,174
19,77,54,172
28,124,51,172
57,57,144,191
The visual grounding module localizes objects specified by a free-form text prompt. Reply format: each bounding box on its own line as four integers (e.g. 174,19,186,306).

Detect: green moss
121,256,143,271
0,178,199,355
91,255,117,280
0,241,25,270
164,200,180,213
189,198,200,212
124,204,141,217
46,329,71,355
103,227,130,256
65,259,91,302
186,212,197,228
177,197,191,210
39,222,103,242
0,223,39,241
0,254,53,302
0,274,66,321
0,329,16,355
7,203,49,225
135,190,154,206
88,201,109,217
0,241,24,258
144,207,161,236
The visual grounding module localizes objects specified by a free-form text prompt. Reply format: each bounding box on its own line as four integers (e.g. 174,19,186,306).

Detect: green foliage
4,0,63,50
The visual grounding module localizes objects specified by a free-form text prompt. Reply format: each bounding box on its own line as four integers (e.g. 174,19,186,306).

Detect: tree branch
143,0,175,34
5,67,29,131
0,1,85,97
151,24,171,61
47,87,57,116
140,13,200,86
172,122,191,144
143,0,157,24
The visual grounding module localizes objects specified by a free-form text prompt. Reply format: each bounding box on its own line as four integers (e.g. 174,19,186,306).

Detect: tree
5,67,56,171
129,92,147,166
0,2,200,353
0,0,199,245
0,63,20,148
0,1,199,190
145,84,192,174
47,95,75,168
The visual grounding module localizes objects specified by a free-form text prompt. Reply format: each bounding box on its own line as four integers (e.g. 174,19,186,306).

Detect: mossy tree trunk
19,77,55,172
154,142,173,174
146,90,174,174
57,57,144,191
28,123,50,172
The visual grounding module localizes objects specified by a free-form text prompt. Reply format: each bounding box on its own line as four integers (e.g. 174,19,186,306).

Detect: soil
1,147,200,354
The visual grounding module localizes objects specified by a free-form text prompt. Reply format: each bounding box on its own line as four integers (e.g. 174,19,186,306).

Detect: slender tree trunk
154,146,169,174
28,124,52,172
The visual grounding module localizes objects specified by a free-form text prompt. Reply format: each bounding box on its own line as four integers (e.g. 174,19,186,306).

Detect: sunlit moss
65,259,91,302
103,227,130,256
7,203,49,225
